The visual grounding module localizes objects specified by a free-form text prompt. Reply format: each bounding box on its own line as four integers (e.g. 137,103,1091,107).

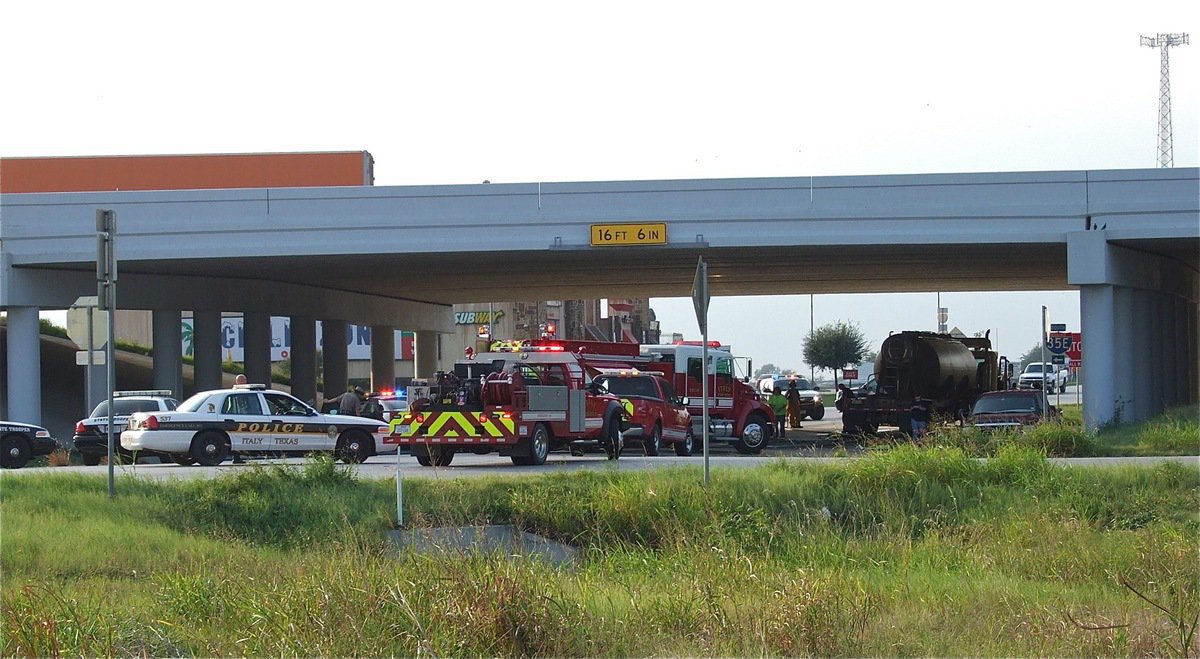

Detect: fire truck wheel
674,428,694,457
428,446,455,467
190,431,230,466
643,424,661,456
415,452,432,466
337,430,373,464
513,423,550,466
735,414,769,454
809,404,825,421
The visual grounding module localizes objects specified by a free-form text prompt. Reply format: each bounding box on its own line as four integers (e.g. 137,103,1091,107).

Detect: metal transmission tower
1140,33,1189,167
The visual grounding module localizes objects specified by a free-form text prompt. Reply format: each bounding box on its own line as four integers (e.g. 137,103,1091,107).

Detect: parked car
121,384,390,466
1,421,59,469
758,374,825,420
593,371,693,456
1017,362,1069,393
970,390,1061,430
73,390,180,465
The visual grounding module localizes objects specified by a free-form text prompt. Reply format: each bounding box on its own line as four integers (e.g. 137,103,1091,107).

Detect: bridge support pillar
243,312,272,386
192,310,223,393
152,309,183,399
5,306,41,425
370,325,396,393
322,320,348,400
414,331,439,378
291,316,317,405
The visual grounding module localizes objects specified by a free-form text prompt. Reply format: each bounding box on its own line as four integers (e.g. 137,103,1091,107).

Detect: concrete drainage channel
387,525,579,566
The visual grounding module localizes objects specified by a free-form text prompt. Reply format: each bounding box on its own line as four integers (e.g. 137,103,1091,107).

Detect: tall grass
3,450,1197,657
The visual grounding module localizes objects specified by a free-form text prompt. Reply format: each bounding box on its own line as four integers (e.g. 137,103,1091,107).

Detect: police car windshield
90,398,177,417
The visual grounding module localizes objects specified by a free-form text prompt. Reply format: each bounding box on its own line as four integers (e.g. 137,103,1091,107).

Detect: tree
803,321,871,386
754,363,778,377
1017,343,1047,369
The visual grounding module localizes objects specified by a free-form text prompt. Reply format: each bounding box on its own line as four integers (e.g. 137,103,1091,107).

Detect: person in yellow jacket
768,387,788,439
785,379,804,429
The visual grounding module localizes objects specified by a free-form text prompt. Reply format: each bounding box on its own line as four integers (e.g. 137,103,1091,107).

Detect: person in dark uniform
909,392,930,442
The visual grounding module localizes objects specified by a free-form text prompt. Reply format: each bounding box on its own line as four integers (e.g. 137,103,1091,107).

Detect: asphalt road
8,404,1195,482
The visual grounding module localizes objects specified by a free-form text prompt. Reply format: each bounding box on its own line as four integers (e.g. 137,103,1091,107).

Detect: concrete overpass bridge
2,167,1197,430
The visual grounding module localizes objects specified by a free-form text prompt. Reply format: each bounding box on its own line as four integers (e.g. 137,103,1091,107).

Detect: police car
121,384,391,466
73,390,181,466
1,421,60,469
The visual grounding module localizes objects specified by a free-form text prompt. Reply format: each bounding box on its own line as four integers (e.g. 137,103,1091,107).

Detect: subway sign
455,310,505,325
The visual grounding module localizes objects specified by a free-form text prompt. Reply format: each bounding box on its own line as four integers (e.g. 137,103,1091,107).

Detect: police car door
262,392,315,450
222,391,270,453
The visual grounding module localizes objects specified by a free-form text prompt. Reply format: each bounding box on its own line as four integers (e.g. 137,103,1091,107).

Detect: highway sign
76,350,106,366
692,257,709,333
1050,323,1067,332
66,297,108,349
590,222,667,246
1065,332,1082,362
1046,332,1073,355
1051,355,1066,365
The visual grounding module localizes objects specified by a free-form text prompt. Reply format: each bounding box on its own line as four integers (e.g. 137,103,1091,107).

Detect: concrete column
192,310,223,393
1113,286,1136,422
321,320,348,398
1159,294,1177,410
370,325,396,392
1132,290,1158,420
1079,285,1116,430
414,330,439,378
5,307,41,425
243,312,272,385
152,309,183,399
1189,298,1200,405
290,316,317,404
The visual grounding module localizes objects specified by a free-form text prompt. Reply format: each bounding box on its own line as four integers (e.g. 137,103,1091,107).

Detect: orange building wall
0,151,373,193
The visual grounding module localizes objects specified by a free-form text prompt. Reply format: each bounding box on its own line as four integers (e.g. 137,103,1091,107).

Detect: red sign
842,368,859,380
1066,332,1082,362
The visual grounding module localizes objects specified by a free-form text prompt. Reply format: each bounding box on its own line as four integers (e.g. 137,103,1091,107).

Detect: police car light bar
114,389,173,397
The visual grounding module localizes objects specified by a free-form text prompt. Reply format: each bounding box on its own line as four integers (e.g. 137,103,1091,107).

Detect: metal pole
86,306,94,418
701,261,710,488
396,458,403,528
809,294,815,381
1040,306,1048,421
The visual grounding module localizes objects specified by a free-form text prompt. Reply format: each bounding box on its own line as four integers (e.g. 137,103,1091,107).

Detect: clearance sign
590,223,667,246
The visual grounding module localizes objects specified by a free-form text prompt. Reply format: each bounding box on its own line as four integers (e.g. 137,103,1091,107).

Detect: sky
2,1,1196,374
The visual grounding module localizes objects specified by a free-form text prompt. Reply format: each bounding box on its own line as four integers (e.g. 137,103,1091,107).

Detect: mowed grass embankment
3,448,1198,657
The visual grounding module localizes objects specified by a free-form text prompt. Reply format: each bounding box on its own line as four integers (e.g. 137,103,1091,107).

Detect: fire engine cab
387,344,627,466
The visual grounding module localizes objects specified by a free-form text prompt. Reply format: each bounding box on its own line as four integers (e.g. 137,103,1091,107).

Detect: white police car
1,421,59,469
74,390,181,466
121,384,390,466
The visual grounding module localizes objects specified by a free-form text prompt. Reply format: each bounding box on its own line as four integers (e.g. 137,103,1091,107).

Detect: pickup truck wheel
190,431,229,466
735,414,768,454
643,424,661,456
337,430,373,464
1,435,31,469
674,428,694,456
809,404,825,421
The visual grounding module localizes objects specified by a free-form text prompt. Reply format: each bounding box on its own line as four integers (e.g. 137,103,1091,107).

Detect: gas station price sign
590,222,667,246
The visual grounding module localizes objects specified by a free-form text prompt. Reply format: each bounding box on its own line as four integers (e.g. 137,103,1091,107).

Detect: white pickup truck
1017,362,1069,393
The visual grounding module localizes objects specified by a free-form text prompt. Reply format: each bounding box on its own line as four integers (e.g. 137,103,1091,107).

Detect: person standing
835,384,850,413
785,380,804,429
909,393,930,442
231,373,248,462
328,386,365,416
768,387,788,439
234,374,248,385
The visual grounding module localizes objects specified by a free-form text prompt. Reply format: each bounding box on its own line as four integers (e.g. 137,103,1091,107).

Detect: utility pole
1140,33,1189,168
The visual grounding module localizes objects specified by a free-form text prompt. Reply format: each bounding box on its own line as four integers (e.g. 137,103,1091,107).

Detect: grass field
3,443,1197,657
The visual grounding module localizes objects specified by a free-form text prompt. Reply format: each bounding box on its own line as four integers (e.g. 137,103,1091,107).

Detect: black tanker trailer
843,331,999,436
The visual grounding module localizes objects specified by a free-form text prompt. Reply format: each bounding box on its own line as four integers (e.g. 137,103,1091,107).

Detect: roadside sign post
67,296,107,418
692,256,711,487
97,210,117,497
1040,307,1048,421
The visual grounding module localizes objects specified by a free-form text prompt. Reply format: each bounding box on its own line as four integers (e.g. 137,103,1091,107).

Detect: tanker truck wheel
735,414,769,454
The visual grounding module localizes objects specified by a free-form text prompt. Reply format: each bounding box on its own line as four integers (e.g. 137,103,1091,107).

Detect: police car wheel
81,453,102,467
338,431,372,464
190,431,229,467
1,435,31,469
170,453,196,466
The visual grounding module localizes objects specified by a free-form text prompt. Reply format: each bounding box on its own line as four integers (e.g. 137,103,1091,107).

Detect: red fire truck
386,344,627,466
531,339,775,454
